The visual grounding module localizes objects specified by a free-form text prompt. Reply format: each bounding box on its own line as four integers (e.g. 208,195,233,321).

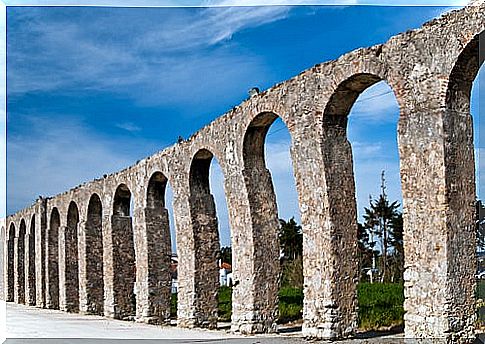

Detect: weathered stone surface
2,2,484,343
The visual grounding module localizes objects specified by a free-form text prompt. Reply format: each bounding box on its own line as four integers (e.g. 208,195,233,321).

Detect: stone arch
446,31,484,112
187,148,222,328
111,183,136,319
435,29,485,335
65,201,80,312
113,184,131,217
17,219,26,304
241,111,286,326
323,73,383,117
47,208,60,309
299,71,402,338
144,171,172,322
7,223,15,302
27,214,36,305
83,193,104,315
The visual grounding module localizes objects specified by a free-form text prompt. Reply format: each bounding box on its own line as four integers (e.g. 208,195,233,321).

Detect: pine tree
477,200,485,252
362,171,401,283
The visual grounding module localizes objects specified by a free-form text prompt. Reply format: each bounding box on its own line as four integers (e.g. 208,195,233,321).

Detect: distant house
219,261,232,287
171,253,178,294
170,254,233,293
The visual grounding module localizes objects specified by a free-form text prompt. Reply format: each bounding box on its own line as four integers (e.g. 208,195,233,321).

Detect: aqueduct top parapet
4,2,484,342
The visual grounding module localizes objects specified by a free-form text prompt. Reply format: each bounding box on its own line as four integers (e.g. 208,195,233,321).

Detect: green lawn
476,280,485,328
357,282,404,330
170,283,405,330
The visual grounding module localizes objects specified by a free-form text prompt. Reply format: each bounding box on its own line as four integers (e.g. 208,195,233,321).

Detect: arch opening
187,148,229,327
114,184,131,217
446,32,484,113
145,172,174,322
449,31,485,329
242,112,301,328
85,194,104,315
65,201,80,312
48,208,60,309
28,215,36,305
17,219,26,304
7,223,15,302
112,184,136,320
321,73,404,332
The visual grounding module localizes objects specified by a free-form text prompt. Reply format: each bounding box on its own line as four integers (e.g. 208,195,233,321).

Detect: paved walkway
6,302,483,344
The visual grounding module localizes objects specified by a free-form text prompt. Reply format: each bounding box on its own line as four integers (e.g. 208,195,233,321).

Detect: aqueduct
3,2,484,342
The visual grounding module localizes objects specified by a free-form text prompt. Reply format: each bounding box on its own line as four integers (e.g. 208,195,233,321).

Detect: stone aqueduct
3,2,484,342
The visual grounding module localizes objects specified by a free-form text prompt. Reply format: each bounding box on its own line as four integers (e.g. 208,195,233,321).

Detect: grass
357,282,404,330
476,280,485,328
218,286,232,322
278,287,303,323
170,283,405,330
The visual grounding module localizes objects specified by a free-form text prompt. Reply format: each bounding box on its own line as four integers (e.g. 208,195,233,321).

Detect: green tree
477,200,485,252
279,217,303,260
220,246,232,265
357,223,374,281
363,171,401,283
389,213,404,282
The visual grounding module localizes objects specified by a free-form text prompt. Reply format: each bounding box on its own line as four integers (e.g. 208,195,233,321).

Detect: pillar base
302,321,355,340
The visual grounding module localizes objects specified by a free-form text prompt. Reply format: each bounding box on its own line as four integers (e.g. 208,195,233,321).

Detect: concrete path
6,302,484,344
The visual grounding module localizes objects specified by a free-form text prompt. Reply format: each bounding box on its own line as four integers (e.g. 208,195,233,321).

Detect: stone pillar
24,233,36,306
173,181,197,328
133,205,172,324
79,215,104,315
103,215,135,320
176,154,220,330
36,201,47,308
59,224,79,313
399,105,476,343
45,221,59,309
58,226,68,312
78,219,89,313
298,114,358,339
6,234,14,302
190,192,220,329
14,237,26,304
227,167,280,334
175,185,219,329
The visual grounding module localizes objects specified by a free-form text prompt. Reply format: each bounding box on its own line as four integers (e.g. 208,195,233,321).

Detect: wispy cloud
349,81,400,123
116,122,142,133
7,6,296,107
6,115,161,215
3,0,468,6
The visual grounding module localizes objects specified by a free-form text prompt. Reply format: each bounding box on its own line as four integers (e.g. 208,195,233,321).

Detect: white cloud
7,115,161,214
350,81,400,123
3,0,469,6
7,6,295,107
116,122,142,133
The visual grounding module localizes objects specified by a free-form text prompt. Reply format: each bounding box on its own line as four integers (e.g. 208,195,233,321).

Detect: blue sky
5,3,483,248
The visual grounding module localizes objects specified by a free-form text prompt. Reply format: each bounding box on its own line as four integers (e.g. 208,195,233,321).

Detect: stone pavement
4,302,485,344
4,302,403,343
